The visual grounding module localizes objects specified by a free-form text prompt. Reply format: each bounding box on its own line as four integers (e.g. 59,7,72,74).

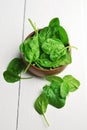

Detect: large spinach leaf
34,93,49,126
3,70,21,83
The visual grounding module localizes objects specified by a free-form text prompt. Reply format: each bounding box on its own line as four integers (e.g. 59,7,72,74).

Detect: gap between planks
16,0,26,130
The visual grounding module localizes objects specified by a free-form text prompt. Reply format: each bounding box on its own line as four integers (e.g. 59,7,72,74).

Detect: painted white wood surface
18,0,87,130
0,0,87,130
0,0,24,130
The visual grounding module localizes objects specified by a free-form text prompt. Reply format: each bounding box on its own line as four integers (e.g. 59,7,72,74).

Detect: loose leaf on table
45,75,63,85
3,57,32,83
7,58,24,74
3,57,24,83
34,93,48,114
3,70,21,83
34,93,49,126
60,81,70,98
43,84,66,108
63,75,80,92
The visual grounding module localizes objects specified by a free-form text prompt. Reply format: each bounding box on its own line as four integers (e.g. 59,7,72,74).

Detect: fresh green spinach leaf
52,51,72,68
3,70,21,83
49,17,60,28
7,58,24,75
20,19,40,72
45,75,63,84
63,75,80,92
48,17,60,38
39,27,49,43
60,81,70,98
58,26,69,46
34,93,49,126
43,84,66,108
34,93,48,114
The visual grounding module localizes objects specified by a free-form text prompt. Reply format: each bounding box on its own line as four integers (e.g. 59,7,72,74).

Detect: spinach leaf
7,58,24,74
20,19,40,72
43,84,66,108
49,17,60,28
39,27,49,43
3,57,32,83
3,70,21,83
63,75,80,92
41,38,67,62
58,26,69,46
34,93,49,126
60,81,70,98
48,17,60,38
20,35,39,64
52,51,72,68
45,75,63,84
50,45,67,61
3,58,24,83
41,38,64,55
34,93,48,114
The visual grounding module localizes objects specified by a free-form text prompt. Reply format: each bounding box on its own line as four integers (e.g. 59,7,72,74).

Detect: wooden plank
0,0,24,130
15,0,87,130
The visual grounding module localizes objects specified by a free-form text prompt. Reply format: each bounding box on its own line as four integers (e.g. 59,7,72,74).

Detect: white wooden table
0,0,87,130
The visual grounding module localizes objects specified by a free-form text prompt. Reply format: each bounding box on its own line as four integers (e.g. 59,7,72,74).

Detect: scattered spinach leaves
34,75,80,125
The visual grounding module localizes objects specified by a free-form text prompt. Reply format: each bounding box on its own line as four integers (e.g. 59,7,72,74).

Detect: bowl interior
21,30,70,77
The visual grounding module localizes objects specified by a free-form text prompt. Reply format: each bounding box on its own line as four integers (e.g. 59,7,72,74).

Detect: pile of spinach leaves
20,18,72,71
34,75,80,126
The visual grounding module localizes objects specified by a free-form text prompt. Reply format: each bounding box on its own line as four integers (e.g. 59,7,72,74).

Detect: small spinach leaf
7,58,24,75
45,75,63,84
3,70,21,83
63,75,80,92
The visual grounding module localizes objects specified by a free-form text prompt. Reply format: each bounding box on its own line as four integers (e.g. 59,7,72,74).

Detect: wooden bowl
21,31,70,77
